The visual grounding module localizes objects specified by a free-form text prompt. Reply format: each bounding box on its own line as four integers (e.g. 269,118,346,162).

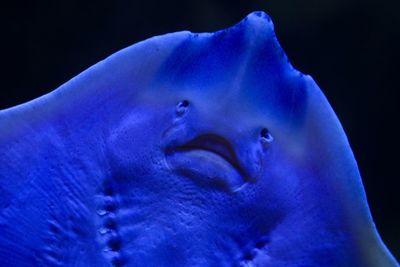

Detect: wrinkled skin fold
0,11,398,267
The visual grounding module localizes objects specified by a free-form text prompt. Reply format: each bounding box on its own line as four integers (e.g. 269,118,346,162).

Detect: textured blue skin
0,11,398,267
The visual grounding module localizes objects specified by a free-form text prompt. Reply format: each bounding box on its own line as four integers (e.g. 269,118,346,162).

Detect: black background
1,0,399,260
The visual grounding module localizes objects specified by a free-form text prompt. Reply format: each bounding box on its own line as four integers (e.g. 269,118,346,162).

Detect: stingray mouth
165,134,249,192
175,134,244,170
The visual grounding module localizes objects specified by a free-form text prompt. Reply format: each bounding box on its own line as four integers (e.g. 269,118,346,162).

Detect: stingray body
0,11,397,267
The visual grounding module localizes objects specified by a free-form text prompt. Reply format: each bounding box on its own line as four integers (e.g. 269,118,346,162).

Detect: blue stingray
0,11,397,267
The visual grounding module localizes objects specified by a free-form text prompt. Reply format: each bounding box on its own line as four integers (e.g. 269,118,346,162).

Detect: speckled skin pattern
0,11,398,267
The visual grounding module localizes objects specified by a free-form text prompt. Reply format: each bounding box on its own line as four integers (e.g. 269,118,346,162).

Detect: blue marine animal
0,11,398,267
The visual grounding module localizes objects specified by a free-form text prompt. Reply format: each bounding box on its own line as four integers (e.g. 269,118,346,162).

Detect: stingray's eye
176,100,190,116
260,128,273,146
